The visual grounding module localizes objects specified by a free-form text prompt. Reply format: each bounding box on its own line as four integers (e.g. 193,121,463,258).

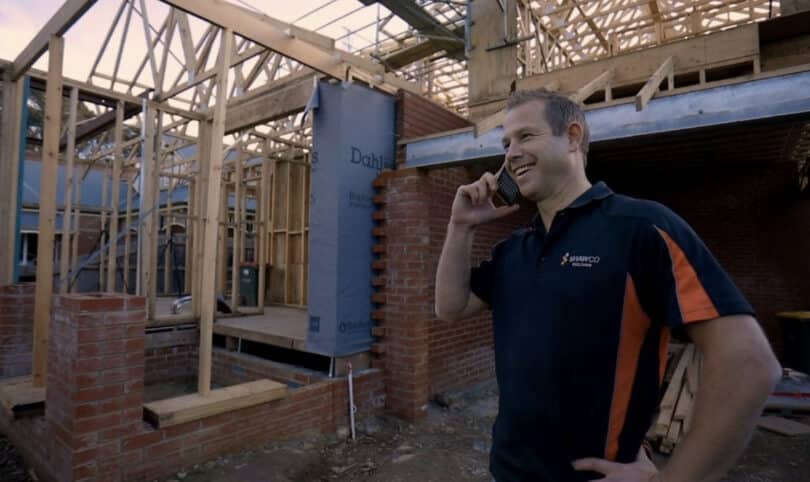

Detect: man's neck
535,176,592,231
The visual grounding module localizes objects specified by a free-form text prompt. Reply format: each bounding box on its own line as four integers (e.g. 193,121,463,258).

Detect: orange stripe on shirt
658,328,671,385
655,227,720,323
605,274,651,461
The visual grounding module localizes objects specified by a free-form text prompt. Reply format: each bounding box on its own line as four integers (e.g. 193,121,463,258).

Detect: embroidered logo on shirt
561,252,600,268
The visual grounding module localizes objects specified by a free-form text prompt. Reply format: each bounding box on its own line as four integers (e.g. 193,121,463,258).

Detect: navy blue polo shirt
470,182,753,482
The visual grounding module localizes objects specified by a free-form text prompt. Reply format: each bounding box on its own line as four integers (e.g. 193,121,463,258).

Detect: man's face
501,100,579,203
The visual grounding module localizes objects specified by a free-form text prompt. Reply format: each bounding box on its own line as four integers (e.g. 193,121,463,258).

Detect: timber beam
11,0,98,80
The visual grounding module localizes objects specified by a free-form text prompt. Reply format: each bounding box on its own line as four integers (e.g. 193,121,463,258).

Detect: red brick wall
1,292,385,482
122,369,384,482
144,330,198,386
0,283,35,378
396,91,471,141
595,163,810,356
47,293,146,482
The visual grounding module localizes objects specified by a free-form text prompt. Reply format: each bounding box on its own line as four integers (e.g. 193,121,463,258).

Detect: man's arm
434,172,519,322
657,314,781,482
572,314,781,482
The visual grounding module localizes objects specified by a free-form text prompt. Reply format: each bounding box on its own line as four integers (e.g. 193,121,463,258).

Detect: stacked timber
648,343,702,454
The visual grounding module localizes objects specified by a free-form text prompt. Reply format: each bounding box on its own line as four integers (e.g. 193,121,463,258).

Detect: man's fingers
481,172,498,192
483,204,520,222
495,204,520,216
572,457,622,475
474,182,488,203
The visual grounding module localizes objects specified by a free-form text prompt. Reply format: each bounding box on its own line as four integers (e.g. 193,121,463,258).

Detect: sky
0,0,409,85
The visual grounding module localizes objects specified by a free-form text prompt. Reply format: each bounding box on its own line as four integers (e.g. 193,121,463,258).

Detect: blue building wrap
307,81,396,357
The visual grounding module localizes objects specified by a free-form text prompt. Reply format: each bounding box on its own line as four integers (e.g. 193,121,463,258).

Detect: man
434,89,781,482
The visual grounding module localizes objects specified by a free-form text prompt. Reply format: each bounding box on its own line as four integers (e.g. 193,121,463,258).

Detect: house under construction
0,1,809,480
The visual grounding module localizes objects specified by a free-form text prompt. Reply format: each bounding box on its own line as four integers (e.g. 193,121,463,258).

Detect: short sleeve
632,206,754,334
470,258,495,307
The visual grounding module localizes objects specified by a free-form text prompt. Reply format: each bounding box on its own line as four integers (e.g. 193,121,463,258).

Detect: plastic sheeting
306,81,396,357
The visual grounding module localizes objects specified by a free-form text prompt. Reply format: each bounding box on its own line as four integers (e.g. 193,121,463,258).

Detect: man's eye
521,133,533,140
503,144,510,151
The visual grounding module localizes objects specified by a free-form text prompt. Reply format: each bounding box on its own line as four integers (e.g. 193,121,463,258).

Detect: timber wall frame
0,0,440,419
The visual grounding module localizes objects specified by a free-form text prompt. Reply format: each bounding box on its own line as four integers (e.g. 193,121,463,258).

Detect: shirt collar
567,181,613,209
528,182,613,229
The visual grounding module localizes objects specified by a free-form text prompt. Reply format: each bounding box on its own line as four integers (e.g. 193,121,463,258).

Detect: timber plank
757,416,810,436
143,379,287,428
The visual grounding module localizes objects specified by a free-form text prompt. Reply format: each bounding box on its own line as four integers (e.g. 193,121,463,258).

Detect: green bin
777,311,810,374
239,263,259,307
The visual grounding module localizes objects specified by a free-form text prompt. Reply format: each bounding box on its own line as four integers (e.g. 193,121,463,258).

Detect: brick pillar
48,293,146,482
0,284,35,378
379,171,433,420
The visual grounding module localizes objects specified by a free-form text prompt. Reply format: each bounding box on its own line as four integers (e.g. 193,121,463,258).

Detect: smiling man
434,89,781,482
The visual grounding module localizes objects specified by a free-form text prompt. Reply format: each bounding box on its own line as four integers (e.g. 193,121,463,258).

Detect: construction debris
648,343,701,454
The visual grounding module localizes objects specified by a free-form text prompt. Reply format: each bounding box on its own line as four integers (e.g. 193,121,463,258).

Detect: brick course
0,283,35,378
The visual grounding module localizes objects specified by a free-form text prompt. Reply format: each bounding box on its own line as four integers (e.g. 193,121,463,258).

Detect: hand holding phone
493,168,521,206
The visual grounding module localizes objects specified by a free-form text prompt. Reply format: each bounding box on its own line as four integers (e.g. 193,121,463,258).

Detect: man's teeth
515,166,531,176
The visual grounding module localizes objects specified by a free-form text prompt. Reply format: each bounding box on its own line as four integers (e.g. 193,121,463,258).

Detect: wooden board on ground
765,395,810,414
143,378,287,428
0,376,46,417
757,416,810,436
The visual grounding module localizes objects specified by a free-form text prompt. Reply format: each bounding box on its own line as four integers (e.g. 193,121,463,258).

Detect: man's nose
505,142,522,165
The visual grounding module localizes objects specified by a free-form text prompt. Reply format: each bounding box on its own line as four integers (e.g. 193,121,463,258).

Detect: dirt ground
1,379,809,482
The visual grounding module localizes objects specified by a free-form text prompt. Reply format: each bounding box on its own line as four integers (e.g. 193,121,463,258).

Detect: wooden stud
284,157,293,305
70,175,83,292
301,157,309,305
123,177,133,293
140,106,158,317
98,159,109,291
198,28,234,396
230,151,243,310
184,180,194,295
217,179,228,294
0,74,24,284
59,87,79,293
32,35,64,388
257,157,270,308
107,101,124,291
192,122,210,319
163,179,174,295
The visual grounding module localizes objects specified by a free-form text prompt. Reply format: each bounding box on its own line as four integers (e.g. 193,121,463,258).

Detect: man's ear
566,122,583,153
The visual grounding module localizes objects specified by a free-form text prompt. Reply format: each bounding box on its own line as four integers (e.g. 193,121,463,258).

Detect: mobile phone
494,169,521,206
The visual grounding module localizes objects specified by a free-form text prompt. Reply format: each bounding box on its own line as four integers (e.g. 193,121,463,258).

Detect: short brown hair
506,89,590,164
